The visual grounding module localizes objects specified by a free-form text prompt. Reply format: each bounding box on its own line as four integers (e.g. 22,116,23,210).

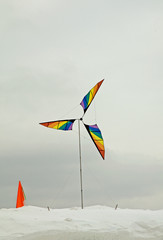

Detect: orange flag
16,181,26,208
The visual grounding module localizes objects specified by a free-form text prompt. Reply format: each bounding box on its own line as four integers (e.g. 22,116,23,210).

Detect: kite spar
40,79,105,209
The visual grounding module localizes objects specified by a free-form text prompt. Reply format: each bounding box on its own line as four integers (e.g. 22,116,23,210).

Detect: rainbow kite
40,79,105,208
40,79,105,159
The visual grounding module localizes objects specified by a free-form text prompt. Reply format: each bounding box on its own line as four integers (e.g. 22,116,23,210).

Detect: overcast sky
0,0,163,210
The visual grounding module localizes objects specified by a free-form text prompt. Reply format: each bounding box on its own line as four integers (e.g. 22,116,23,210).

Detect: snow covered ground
0,205,163,240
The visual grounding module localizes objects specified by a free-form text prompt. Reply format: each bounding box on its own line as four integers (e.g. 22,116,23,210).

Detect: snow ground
0,205,163,240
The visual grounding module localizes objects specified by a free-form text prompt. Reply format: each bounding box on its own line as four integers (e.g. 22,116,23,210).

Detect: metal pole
78,119,84,209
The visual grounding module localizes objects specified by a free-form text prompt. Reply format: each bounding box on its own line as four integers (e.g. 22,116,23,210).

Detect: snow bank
0,205,163,240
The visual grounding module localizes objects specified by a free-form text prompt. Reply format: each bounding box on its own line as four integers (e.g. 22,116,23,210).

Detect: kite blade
84,124,105,160
39,119,76,131
80,79,104,114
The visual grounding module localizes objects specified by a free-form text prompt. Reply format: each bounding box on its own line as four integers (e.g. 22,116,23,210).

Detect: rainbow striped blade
40,119,76,131
80,79,104,114
84,124,105,160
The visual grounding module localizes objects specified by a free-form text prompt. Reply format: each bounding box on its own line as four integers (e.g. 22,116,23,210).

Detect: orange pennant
16,181,25,208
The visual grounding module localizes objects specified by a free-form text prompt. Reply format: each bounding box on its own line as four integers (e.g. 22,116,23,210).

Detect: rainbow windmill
40,79,105,208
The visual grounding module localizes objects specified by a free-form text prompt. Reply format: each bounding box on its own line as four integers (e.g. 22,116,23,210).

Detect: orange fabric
16,181,25,208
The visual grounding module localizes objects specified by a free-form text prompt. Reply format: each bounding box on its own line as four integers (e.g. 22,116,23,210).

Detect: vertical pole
78,119,84,209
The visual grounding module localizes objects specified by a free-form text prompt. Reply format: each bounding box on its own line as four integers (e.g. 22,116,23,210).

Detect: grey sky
0,0,163,209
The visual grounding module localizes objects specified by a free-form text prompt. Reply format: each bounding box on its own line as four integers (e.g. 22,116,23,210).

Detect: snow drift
0,205,163,240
